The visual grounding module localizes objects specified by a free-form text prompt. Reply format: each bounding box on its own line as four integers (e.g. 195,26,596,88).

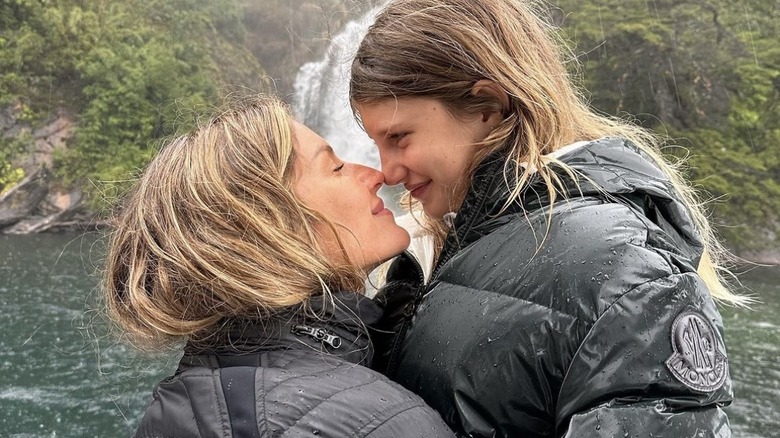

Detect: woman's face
292,121,411,271
356,98,495,219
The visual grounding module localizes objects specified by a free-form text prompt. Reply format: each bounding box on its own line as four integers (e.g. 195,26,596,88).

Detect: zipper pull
291,324,342,349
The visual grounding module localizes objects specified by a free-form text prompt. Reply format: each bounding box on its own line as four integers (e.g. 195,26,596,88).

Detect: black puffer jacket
373,138,733,437
134,292,454,438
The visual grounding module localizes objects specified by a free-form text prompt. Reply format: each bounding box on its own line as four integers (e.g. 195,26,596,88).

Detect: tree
552,0,780,251
1,0,268,208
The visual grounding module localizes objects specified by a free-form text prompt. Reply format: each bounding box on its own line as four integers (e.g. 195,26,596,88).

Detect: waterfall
292,7,383,169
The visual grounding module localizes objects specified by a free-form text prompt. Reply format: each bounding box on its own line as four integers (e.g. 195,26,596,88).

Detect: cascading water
293,6,404,291
292,7,383,169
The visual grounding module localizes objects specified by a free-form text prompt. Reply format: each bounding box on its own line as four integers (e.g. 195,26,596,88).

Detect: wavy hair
103,96,367,350
350,0,748,305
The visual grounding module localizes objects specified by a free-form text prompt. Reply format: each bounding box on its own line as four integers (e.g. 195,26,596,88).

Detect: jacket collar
182,291,382,367
432,153,515,277
433,137,704,277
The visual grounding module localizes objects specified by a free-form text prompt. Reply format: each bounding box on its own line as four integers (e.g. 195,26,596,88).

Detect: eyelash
333,163,345,172
389,132,407,142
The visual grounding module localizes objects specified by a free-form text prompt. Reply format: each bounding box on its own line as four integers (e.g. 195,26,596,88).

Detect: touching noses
379,150,405,186
354,164,384,194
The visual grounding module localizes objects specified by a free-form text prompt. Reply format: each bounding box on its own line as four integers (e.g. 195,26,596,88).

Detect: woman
103,96,453,437
349,0,748,437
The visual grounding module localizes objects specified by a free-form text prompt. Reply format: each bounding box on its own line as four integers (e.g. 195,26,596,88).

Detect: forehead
292,121,328,159
357,98,454,134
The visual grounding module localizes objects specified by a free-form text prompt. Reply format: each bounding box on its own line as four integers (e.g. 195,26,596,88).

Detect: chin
392,228,412,250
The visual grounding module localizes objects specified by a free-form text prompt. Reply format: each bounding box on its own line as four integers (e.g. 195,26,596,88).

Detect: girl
103,96,453,437
350,0,747,436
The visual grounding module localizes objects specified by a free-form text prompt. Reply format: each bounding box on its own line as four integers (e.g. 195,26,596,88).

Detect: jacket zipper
437,155,506,283
385,250,426,377
291,324,342,349
386,174,488,375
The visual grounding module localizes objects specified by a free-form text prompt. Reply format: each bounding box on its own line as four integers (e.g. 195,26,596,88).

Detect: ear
471,79,509,123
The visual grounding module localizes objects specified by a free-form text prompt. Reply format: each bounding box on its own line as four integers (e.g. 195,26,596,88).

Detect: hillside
0,0,777,260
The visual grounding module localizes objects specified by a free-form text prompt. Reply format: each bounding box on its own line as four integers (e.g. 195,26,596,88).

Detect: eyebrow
312,144,334,163
373,104,404,139
311,143,335,163
374,125,398,141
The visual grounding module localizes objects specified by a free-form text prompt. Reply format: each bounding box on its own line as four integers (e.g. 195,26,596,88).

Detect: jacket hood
445,137,704,272
549,137,704,265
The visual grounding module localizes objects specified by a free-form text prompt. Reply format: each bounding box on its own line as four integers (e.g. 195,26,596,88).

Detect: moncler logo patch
665,311,728,392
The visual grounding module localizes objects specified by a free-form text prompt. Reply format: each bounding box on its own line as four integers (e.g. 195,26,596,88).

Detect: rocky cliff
0,105,100,234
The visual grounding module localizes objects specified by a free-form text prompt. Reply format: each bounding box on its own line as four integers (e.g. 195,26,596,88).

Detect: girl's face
292,122,410,271
356,98,495,219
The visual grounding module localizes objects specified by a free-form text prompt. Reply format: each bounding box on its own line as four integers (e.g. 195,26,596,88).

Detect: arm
556,273,733,437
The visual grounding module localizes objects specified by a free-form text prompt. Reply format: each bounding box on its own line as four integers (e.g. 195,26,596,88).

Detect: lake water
1,232,778,437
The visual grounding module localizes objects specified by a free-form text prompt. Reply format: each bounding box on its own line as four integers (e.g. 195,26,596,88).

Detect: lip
406,181,431,199
371,199,387,215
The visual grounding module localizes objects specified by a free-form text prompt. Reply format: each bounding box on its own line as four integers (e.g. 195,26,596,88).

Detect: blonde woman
103,96,453,437
349,0,747,436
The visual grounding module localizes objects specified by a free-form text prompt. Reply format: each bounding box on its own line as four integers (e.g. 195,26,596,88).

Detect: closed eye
387,132,408,145
333,163,345,172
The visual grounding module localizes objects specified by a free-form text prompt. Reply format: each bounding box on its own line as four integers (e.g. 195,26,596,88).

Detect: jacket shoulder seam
258,365,268,436
272,362,381,433
434,278,581,321
356,400,436,437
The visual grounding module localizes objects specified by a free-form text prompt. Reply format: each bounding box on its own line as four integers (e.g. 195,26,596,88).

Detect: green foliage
1,0,267,209
0,135,27,194
1,0,777,252
553,0,780,251
0,165,26,196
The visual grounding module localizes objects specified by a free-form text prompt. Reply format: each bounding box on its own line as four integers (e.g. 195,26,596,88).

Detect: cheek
436,149,471,182
327,192,365,230
408,144,445,174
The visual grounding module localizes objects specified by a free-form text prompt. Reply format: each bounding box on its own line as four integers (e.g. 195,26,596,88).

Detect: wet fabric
373,138,733,437
133,292,454,438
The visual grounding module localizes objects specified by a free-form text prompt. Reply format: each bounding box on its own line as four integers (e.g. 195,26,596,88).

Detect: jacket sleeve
133,377,208,438
556,272,734,437
360,402,457,438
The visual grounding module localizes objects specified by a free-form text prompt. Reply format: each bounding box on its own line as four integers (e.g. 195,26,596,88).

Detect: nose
353,164,384,193
379,149,405,186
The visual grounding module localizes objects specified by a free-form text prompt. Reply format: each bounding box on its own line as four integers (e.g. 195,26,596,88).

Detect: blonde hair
103,96,366,350
350,0,748,305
